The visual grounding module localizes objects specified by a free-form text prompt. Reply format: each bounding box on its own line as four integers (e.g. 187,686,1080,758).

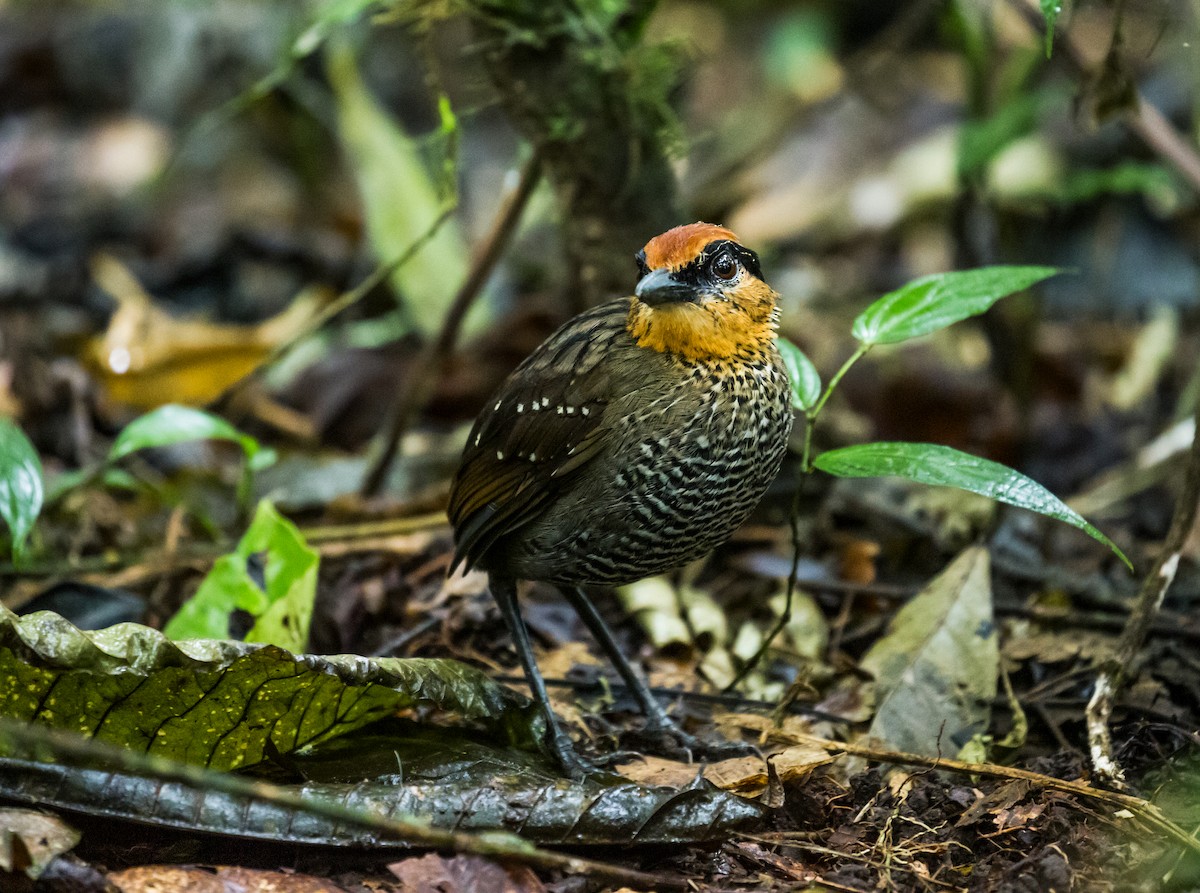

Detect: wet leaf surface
0,723,765,846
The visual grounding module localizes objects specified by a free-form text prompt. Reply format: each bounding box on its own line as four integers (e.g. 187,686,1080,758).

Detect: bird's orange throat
625,285,780,363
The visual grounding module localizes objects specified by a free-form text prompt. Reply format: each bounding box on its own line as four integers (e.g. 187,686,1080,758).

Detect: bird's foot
545,729,603,780
624,717,758,764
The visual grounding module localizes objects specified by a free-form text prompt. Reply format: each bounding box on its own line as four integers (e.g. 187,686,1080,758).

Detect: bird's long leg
562,585,755,761
561,585,677,730
490,574,590,777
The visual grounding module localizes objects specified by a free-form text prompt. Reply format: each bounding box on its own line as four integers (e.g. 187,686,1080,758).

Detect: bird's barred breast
506,352,794,585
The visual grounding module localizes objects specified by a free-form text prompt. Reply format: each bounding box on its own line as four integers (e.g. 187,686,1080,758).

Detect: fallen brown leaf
387,853,545,893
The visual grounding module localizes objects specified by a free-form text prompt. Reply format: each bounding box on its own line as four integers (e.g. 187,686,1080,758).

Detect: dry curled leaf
387,854,545,893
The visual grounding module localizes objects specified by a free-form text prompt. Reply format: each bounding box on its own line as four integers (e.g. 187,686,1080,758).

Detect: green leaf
165,501,318,652
958,92,1043,177
109,404,268,468
862,547,997,759
0,602,531,772
1054,162,1176,206
851,266,1058,346
777,337,822,411
1041,0,1061,57
0,418,43,562
814,442,1132,569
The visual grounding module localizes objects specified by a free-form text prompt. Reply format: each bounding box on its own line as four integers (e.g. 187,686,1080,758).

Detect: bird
448,222,794,774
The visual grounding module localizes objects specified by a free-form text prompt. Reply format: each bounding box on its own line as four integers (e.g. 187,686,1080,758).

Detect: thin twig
1,513,450,612
0,719,686,891
222,204,459,407
361,153,544,497
774,731,1200,856
724,466,805,691
498,674,855,725
1087,392,1200,785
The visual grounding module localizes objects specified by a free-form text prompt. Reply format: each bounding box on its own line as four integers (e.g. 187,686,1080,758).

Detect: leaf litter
3,2,1200,890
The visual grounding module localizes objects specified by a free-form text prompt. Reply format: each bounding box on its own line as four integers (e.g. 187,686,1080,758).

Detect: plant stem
725,342,871,689
809,343,871,432
1087,399,1200,786
360,152,543,497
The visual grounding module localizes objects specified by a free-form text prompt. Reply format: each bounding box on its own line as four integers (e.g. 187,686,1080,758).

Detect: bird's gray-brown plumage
449,299,793,584
447,222,794,773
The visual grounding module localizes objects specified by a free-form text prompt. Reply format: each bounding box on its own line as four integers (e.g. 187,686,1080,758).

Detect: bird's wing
448,300,632,573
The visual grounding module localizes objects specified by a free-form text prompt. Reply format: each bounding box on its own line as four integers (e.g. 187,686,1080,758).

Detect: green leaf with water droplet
852,266,1058,346
1041,0,1062,57
814,441,1131,570
0,418,43,563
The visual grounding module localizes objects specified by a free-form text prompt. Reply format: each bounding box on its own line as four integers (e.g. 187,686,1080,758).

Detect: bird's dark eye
710,251,738,281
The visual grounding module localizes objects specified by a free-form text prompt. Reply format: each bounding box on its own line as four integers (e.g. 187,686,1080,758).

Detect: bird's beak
635,268,696,306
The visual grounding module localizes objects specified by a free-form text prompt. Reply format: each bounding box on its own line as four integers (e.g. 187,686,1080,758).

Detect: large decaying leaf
164,500,318,651
0,603,532,771
0,417,43,561
0,604,767,845
851,266,1057,346
814,441,1131,569
861,547,997,758
0,725,765,846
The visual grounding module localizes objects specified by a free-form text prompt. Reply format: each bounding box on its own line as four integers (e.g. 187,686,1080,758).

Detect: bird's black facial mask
633,240,765,305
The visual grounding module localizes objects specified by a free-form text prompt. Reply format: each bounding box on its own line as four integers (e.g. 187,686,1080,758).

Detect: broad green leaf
327,41,478,339
0,602,530,772
777,337,822,411
862,547,997,759
109,404,269,469
0,418,43,562
1041,0,1061,57
851,266,1058,346
814,442,1131,569
165,501,318,652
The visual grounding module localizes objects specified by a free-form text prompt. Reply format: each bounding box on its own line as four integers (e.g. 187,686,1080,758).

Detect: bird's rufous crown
628,222,779,363
641,222,740,271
